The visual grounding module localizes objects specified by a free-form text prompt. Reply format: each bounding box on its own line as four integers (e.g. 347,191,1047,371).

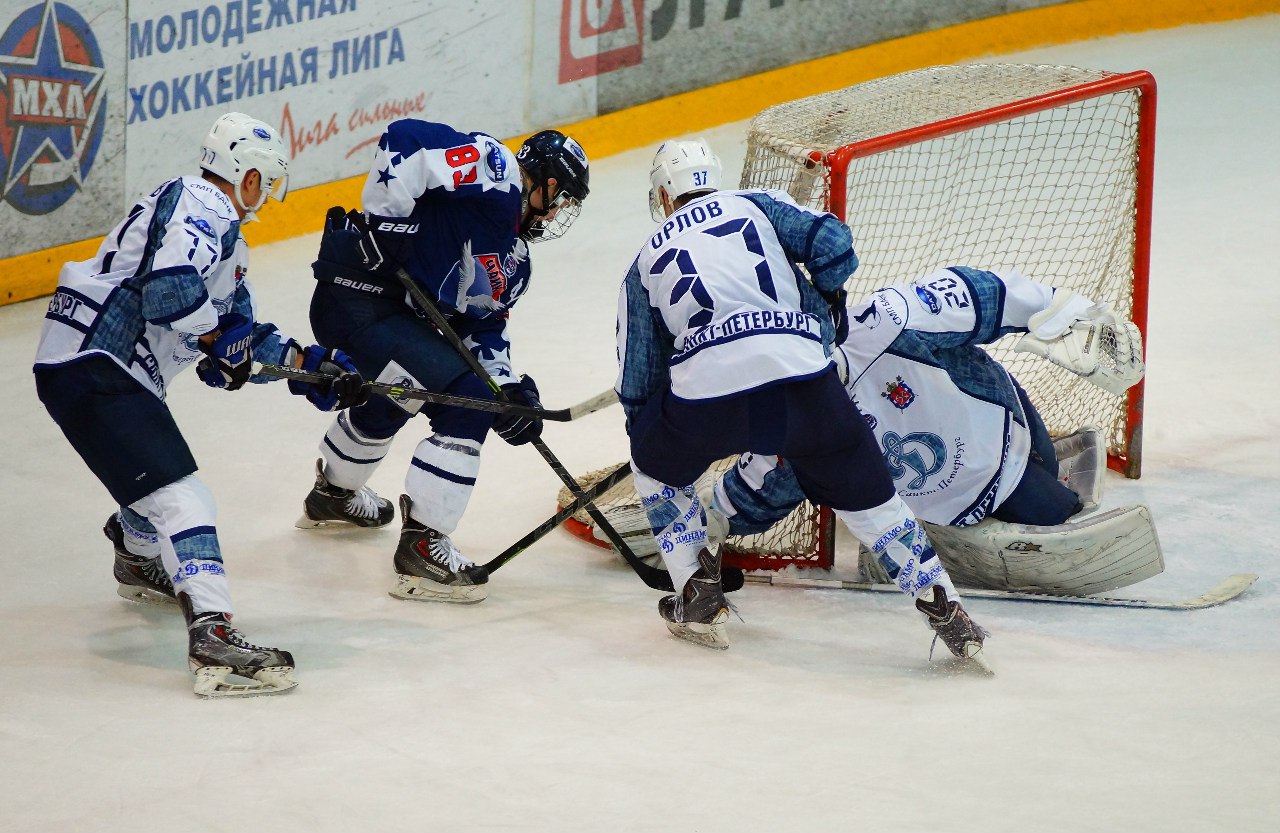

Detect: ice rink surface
2,17,1278,833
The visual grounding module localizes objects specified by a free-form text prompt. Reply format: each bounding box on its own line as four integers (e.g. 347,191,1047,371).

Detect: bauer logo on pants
0,1,107,216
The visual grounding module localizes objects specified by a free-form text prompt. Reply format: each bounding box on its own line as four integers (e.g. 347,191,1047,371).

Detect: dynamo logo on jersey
0,1,108,215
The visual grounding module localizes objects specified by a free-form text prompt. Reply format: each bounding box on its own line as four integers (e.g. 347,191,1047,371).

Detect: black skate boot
658,547,730,650
104,514,177,607
915,585,993,675
183,598,297,698
296,459,394,528
389,495,488,604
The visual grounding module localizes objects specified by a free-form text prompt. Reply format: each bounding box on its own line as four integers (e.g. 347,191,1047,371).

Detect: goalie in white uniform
33,113,366,697
702,268,1148,592
617,138,989,670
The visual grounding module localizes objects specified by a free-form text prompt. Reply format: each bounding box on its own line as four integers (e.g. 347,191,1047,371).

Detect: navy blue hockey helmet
516,130,589,241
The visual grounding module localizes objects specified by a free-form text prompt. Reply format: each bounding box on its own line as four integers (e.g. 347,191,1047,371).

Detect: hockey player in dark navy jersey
295,120,589,604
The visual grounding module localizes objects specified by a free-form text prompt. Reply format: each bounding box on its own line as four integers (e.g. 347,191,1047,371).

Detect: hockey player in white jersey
617,139,988,670
295,121,589,604
33,112,367,698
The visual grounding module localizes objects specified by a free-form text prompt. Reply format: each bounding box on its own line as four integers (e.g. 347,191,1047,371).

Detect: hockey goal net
565,64,1153,572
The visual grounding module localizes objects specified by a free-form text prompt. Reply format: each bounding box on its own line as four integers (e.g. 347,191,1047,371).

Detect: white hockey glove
1014,290,1145,396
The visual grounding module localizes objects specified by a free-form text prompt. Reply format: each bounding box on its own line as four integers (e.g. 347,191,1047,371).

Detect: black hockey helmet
516,130,589,242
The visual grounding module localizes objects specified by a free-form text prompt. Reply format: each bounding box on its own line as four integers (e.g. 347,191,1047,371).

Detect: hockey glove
820,287,849,344
196,313,254,391
493,374,543,446
288,344,369,411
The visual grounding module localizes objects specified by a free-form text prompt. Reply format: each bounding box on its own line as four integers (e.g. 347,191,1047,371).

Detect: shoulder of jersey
178,175,238,236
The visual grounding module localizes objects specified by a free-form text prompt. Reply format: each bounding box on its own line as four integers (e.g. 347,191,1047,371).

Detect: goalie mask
199,112,290,220
516,130,589,242
649,139,722,221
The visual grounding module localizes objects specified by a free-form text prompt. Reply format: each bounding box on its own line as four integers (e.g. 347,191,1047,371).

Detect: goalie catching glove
286,343,368,411
1013,289,1145,396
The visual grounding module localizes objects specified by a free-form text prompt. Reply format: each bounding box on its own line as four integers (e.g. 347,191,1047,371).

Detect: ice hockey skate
658,547,730,650
295,458,394,528
915,585,993,675
186,610,297,698
104,514,177,607
389,495,488,604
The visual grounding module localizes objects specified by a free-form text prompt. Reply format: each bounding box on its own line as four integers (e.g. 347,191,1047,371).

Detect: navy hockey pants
34,356,198,507
309,282,497,443
629,368,896,513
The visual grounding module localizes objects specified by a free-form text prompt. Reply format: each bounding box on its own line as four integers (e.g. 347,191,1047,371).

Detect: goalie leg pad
864,504,1165,595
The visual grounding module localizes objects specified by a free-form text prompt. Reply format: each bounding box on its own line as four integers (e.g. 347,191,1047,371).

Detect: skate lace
343,486,386,520
428,533,473,573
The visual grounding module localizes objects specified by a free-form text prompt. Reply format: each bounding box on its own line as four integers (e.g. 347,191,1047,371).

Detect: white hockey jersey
34,175,287,398
616,188,856,418
840,267,1057,525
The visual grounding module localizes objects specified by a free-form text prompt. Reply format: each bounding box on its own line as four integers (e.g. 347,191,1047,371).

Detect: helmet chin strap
234,172,269,221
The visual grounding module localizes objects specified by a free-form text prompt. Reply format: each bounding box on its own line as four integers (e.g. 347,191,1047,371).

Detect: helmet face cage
517,130,589,242
648,139,722,222
199,112,290,218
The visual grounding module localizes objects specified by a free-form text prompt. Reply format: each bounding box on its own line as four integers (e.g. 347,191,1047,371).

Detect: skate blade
963,643,995,676
388,574,487,605
116,584,179,608
191,665,298,698
664,609,730,651
294,513,326,529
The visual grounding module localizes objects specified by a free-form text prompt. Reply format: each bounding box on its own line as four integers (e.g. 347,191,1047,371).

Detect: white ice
2,17,1278,833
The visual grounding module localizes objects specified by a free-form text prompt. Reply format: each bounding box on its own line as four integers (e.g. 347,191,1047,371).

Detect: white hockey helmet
648,138,722,221
199,112,290,219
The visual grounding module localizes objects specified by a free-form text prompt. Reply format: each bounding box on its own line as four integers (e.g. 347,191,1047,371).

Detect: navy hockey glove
493,374,543,446
196,313,254,391
288,345,368,411
820,287,849,344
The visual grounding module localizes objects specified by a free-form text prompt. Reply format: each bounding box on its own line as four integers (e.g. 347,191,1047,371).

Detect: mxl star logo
0,1,106,215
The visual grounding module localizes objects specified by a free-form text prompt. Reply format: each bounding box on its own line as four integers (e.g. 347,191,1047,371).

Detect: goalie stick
744,572,1258,610
389,265,670,592
257,364,615,422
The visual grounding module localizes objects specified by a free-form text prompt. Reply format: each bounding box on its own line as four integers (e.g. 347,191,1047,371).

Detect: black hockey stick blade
482,462,636,573
744,572,1258,610
389,266,666,590
257,364,573,421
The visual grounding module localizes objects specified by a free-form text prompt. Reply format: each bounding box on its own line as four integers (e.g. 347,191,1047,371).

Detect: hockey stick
743,572,1259,610
257,363,611,422
481,462,649,574
390,265,671,591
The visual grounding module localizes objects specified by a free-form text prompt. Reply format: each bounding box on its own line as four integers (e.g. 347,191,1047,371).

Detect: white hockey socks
835,495,959,604
404,435,482,535
320,411,394,492
129,475,233,615
118,506,161,559
632,467,708,594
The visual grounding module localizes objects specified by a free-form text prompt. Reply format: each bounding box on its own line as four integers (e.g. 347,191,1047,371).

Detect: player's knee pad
427,374,498,443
